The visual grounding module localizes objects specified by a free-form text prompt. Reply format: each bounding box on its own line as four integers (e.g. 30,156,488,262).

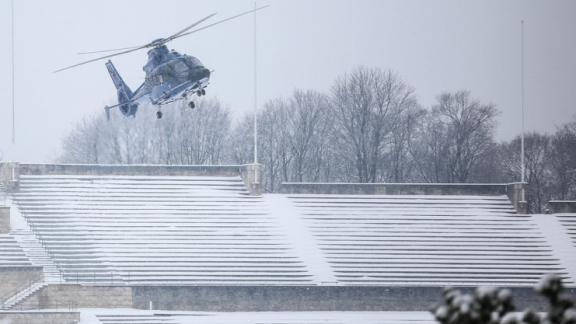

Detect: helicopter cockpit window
187,56,203,68
172,61,189,77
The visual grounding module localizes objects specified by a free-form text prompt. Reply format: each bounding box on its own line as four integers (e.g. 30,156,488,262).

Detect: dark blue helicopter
56,7,267,119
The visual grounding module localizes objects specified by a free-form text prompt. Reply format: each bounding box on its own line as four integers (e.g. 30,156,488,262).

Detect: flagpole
520,20,526,201
11,0,16,144
253,1,258,165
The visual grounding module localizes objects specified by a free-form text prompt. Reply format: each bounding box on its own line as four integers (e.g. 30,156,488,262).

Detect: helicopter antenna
55,6,269,73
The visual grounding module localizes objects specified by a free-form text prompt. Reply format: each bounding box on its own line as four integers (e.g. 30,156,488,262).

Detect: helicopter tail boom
105,60,138,118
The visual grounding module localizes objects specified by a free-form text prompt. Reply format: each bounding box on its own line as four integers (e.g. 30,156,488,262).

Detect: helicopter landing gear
188,101,195,109
156,111,163,119
201,89,206,96
196,89,206,97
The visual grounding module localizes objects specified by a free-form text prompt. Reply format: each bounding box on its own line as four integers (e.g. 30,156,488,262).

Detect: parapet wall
0,311,79,324
280,182,527,213
0,162,19,191
280,182,509,195
132,286,572,311
1,162,263,195
18,163,243,177
12,284,571,312
548,200,576,213
19,284,132,310
0,206,10,233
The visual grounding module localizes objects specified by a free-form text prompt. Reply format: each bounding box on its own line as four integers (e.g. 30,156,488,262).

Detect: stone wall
0,206,10,233
279,182,510,196
0,267,43,303
548,200,576,213
280,182,528,213
0,311,79,324
132,286,573,311
239,163,263,195
506,182,528,213
17,163,242,177
0,162,19,192
19,284,133,309
1,162,263,195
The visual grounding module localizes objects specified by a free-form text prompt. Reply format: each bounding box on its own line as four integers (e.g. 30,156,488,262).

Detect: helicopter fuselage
107,44,211,118
138,45,211,105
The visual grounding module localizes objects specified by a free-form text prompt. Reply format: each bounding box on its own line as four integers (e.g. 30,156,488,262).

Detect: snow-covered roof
7,173,576,287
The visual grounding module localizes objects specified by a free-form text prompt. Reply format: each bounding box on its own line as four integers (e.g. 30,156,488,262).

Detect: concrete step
11,229,64,283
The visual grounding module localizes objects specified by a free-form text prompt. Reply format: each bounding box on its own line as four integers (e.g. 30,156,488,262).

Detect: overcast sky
0,0,575,162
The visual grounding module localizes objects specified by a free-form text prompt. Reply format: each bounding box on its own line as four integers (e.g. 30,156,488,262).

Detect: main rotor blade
78,45,142,55
75,12,217,56
54,45,147,73
55,6,268,73
166,12,217,41
171,5,269,42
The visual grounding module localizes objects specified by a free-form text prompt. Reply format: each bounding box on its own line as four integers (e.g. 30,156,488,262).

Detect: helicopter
55,6,268,120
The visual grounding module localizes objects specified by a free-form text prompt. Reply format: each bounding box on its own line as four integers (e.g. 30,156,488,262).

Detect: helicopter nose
203,68,211,78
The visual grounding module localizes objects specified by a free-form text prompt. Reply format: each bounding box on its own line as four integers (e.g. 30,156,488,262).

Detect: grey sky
1,0,575,162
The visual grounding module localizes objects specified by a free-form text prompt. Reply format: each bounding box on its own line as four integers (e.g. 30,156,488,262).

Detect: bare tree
550,119,576,200
331,67,417,183
63,66,576,206
499,133,552,213
431,91,498,182
60,98,231,165
60,115,104,164
229,99,293,192
227,112,254,166
385,105,425,182
410,113,451,182
230,91,334,192
286,90,332,182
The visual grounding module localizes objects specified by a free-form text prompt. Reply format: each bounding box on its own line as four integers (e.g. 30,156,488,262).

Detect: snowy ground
77,308,437,324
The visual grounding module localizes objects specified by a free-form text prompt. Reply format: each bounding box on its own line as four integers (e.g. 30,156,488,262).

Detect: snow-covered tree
60,98,231,165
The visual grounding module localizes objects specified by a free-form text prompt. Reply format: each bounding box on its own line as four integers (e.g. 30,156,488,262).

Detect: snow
6,174,576,287
283,182,509,186
264,194,338,285
10,175,313,286
532,214,576,282
77,308,437,324
287,194,575,287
